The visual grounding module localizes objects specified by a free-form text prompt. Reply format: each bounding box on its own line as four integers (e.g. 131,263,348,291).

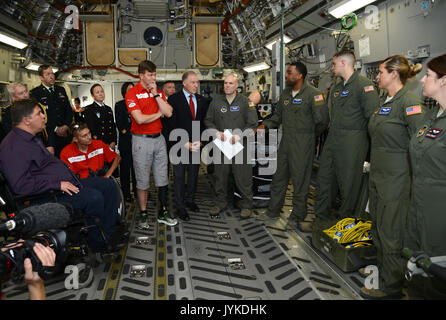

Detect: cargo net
323,218,373,248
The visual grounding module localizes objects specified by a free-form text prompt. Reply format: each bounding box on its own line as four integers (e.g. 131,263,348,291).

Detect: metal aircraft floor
1,167,367,300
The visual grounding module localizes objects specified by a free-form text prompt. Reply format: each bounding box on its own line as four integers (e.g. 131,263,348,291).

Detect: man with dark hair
72,97,85,123
167,71,209,221
161,81,177,172
162,81,176,98
60,123,121,179
0,99,125,252
255,62,329,232
125,60,177,227
30,65,73,156
313,49,380,226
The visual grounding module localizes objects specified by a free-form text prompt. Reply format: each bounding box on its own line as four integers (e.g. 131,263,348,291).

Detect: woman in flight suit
362,55,424,299
406,54,446,299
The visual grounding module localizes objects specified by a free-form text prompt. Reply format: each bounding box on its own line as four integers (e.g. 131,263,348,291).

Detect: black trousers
173,163,199,210
119,147,136,199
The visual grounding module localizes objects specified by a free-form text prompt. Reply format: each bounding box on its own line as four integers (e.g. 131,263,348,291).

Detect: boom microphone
0,202,71,235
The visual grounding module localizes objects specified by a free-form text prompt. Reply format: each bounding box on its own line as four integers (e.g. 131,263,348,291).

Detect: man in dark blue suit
167,71,209,221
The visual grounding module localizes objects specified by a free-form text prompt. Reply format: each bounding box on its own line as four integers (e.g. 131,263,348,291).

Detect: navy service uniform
84,101,117,146
30,84,73,155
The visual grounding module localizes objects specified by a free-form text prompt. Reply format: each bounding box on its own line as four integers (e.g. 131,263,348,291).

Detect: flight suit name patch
425,127,443,139
293,98,303,104
378,106,391,115
230,106,240,112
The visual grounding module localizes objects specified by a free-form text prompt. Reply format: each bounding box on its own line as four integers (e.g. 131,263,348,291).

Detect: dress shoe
177,208,190,221
185,201,200,212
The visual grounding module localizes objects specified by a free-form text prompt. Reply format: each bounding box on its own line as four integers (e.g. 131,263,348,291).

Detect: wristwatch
153,94,160,98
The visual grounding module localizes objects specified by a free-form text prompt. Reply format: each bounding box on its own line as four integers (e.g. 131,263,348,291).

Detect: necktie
49,87,54,94
189,94,195,120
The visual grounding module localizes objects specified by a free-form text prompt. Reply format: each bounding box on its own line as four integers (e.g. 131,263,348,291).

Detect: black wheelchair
0,171,129,287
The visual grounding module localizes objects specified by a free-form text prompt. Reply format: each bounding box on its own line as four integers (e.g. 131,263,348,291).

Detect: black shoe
177,208,190,221
185,201,200,212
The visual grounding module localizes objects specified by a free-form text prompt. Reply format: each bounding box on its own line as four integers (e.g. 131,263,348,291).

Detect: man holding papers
204,74,258,218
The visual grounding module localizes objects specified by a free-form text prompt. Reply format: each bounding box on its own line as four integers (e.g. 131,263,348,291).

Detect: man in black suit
167,71,209,221
30,65,73,156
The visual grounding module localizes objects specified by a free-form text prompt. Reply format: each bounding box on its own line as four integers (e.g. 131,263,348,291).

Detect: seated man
0,99,124,252
60,123,121,179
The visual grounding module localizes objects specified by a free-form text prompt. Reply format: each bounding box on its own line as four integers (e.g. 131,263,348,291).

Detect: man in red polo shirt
60,123,120,179
125,60,177,227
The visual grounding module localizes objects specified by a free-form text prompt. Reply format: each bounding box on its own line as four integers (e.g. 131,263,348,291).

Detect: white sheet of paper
359,37,370,57
213,129,244,160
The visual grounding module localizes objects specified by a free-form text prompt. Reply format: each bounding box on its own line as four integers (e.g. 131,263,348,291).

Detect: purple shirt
0,127,79,195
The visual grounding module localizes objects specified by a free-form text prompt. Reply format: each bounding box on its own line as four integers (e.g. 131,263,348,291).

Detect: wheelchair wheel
110,176,127,223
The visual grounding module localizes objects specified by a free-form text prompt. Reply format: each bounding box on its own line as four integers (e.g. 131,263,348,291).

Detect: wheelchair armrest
14,190,64,204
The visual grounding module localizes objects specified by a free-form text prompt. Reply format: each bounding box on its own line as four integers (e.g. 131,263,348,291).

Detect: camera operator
1,241,55,300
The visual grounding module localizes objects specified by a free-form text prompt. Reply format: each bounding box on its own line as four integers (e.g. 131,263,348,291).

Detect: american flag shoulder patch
406,105,422,116
314,94,324,102
364,85,374,93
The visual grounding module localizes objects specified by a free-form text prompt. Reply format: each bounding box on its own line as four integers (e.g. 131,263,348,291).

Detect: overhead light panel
328,0,377,19
25,62,58,73
0,31,28,49
243,61,270,73
265,35,292,50
25,63,40,72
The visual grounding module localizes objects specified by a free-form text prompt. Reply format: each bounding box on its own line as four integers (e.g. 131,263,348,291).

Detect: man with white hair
1,82,48,144
313,49,380,226
204,73,258,218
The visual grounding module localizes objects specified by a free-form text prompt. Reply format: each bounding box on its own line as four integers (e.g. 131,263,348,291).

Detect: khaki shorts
132,134,168,190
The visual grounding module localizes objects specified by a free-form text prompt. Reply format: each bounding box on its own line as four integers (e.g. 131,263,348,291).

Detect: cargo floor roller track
1,167,366,300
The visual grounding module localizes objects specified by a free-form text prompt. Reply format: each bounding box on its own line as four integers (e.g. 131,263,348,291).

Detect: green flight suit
405,105,446,299
315,71,380,221
263,82,329,221
204,93,258,210
368,86,424,295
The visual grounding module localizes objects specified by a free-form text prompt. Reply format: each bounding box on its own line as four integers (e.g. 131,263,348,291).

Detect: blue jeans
55,177,119,248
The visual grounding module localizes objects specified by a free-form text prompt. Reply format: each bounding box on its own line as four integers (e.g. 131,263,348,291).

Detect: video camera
0,202,71,281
